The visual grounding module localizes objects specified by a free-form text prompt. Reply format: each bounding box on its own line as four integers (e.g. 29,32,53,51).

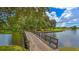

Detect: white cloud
50,11,59,21
60,7,77,20
59,7,76,20
73,19,77,21
66,7,76,10
46,7,73,22
61,23,66,27
45,11,51,17
45,11,58,21
68,21,72,23
50,11,56,17
59,8,71,20
53,7,66,9
58,7,79,27
46,7,79,27
45,11,53,20
64,12,72,18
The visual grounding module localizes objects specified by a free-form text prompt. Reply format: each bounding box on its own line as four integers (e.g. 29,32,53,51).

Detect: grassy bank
40,27,79,32
60,47,79,51
40,28,64,32
0,30,12,34
0,30,28,51
0,46,26,51
48,28,64,32
12,32,24,47
0,30,24,46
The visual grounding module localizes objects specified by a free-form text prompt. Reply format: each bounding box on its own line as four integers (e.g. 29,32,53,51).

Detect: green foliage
50,19,56,28
71,26,77,30
0,8,51,50
0,30,12,34
12,32,24,47
41,27,64,32
0,8,51,32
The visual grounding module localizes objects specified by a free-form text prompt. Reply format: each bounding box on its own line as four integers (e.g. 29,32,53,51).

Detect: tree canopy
0,7,51,32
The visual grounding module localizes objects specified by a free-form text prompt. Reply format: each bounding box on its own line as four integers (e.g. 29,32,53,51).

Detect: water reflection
0,34,12,46
55,30,79,47
44,30,79,48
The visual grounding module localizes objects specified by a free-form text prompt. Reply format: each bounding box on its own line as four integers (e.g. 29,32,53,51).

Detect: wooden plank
25,31,53,51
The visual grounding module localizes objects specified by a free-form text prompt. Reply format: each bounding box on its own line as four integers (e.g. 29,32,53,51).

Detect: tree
71,26,77,30
14,7,50,31
50,19,56,30
0,7,51,32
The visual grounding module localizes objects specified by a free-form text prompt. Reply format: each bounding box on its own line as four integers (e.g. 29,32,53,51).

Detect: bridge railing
23,32,30,50
34,32,58,49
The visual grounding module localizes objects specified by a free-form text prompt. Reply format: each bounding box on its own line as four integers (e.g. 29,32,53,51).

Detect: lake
1,30,79,48
0,34,12,46
46,30,79,48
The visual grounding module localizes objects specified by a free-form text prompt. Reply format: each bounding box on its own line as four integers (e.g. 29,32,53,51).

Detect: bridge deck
25,31,54,51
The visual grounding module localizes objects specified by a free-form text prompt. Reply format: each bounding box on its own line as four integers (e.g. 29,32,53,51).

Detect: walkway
25,31,53,51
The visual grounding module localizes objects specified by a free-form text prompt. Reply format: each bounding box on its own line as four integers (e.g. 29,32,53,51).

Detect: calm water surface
0,34,12,46
46,30,79,48
1,30,79,47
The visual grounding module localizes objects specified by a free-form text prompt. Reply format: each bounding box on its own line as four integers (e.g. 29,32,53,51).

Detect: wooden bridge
24,31,58,51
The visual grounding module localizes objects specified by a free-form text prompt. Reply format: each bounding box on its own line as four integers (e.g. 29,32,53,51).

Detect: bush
12,32,24,47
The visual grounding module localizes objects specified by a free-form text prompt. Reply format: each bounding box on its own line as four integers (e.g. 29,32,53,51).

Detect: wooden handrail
44,35,58,49
34,32,58,49
23,32,30,50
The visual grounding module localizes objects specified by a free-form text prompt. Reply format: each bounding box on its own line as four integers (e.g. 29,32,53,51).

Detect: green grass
48,28,64,32
60,47,79,51
40,28,64,32
0,46,26,51
0,30,12,34
41,27,79,32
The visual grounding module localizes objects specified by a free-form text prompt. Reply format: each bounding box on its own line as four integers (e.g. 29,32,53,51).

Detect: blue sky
46,7,79,27
49,7,66,18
